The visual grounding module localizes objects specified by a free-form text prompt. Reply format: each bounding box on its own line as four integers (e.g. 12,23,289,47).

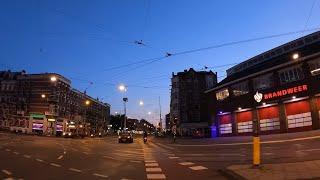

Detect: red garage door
236,111,253,133
285,100,312,130
258,106,280,131
218,114,232,134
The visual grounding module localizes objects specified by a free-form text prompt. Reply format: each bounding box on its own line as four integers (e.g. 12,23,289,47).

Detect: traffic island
226,160,320,180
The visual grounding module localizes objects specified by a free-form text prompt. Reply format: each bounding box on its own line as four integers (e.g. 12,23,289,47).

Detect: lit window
279,66,304,84
216,88,229,101
231,81,249,96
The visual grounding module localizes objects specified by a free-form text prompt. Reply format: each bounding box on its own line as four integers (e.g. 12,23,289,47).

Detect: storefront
236,110,253,134
258,105,280,133
285,99,312,132
218,113,232,135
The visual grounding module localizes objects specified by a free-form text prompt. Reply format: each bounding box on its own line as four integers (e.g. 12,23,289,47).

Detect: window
253,73,273,90
231,81,249,96
216,88,229,101
279,66,304,84
308,58,320,76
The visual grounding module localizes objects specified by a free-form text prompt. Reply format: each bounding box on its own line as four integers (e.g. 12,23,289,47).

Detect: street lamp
50,76,57,82
148,111,152,115
292,53,299,60
139,100,144,106
85,100,90,105
118,84,127,92
118,84,128,130
41,94,46,98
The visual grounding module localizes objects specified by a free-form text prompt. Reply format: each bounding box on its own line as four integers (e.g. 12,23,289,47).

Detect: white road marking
145,160,157,163
2,169,12,175
168,157,180,159
166,153,175,156
146,168,162,172
36,158,44,162
174,135,320,147
13,152,19,155
145,163,159,167
93,173,108,178
179,162,195,166
57,155,63,160
147,174,166,179
69,168,82,173
189,166,208,170
103,156,118,160
50,163,61,167
23,155,31,158
297,148,320,152
5,149,11,152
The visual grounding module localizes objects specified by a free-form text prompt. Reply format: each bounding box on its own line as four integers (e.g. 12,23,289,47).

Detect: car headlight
127,136,131,138
118,136,121,139
63,132,66,136
68,132,72,136
91,134,93,137
99,133,101,135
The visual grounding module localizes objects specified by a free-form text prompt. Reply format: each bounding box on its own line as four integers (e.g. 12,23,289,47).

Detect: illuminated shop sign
254,84,308,102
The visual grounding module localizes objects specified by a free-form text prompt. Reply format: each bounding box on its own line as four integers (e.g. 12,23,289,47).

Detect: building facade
0,71,110,136
170,68,217,137
206,31,320,137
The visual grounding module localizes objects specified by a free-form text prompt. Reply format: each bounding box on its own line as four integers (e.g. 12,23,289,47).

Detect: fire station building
206,31,320,136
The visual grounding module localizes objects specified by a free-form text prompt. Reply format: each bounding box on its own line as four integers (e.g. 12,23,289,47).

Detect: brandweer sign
263,84,308,100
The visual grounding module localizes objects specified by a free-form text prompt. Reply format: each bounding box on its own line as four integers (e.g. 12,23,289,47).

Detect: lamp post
118,84,128,131
84,100,90,136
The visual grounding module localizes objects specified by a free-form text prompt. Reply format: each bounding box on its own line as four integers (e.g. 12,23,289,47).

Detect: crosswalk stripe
145,160,157,163
145,163,159,167
179,162,195,166
189,166,208,170
146,168,162,172
147,174,166,179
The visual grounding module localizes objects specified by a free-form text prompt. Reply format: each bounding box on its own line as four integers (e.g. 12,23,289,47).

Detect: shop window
219,114,232,134
279,66,304,84
231,81,249,96
253,73,273,90
285,100,312,129
236,111,253,133
216,88,229,101
309,58,320,76
258,106,280,131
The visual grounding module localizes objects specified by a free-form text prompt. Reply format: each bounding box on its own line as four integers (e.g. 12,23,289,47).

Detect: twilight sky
0,0,319,125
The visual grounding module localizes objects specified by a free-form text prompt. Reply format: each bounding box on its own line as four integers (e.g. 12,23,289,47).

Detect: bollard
253,135,260,166
252,118,261,168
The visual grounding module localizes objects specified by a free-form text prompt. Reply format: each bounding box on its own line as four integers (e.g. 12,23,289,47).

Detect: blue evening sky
0,0,319,124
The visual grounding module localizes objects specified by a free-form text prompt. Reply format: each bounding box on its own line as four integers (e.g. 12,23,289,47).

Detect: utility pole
159,96,162,132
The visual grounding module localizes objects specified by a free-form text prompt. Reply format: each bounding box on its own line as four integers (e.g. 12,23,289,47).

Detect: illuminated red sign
263,84,308,100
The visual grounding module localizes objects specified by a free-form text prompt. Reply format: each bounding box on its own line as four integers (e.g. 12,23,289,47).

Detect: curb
218,168,247,180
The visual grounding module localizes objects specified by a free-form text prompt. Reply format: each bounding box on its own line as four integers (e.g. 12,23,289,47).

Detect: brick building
0,71,110,136
170,68,217,137
206,31,320,137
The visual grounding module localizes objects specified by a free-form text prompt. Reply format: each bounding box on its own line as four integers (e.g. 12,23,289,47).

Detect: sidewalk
226,159,320,180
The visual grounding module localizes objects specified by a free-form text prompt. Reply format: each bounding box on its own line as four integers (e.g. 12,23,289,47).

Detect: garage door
285,100,312,129
236,111,253,133
258,106,280,131
218,114,232,134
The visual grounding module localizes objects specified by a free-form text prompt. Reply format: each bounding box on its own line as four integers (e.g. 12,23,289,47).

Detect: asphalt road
0,132,227,180
2,130,320,180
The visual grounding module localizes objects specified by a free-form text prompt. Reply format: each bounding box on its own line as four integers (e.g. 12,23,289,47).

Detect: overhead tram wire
302,0,317,35
102,27,320,80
